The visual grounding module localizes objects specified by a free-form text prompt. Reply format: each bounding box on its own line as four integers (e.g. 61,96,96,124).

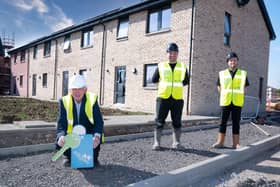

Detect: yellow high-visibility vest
158,62,187,100
219,69,247,107
62,92,104,142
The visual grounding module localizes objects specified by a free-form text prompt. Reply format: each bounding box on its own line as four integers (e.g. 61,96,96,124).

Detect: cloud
9,0,74,32
44,3,74,32
13,0,33,11
51,16,74,32
32,0,48,13
11,0,48,14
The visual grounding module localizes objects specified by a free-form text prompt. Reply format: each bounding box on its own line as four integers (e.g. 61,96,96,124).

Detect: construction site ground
0,114,280,187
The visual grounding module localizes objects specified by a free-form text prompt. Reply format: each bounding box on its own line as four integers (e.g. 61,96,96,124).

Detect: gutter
186,0,196,115
53,40,58,100
257,0,276,40
27,49,30,97
99,23,107,105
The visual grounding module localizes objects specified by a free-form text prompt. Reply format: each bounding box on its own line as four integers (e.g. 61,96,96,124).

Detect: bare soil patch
0,96,148,123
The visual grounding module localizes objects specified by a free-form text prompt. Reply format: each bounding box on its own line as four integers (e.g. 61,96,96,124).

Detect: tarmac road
0,121,280,187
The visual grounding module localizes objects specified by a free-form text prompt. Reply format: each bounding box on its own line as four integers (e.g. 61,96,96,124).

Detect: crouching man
56,74,104,166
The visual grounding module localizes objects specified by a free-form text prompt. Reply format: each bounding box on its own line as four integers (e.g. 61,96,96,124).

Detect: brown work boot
212,133,225,148
232,134,241,149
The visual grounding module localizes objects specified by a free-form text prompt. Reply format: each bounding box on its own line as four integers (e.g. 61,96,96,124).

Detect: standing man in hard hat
56,74,104,166
151,43,189,150
213,52,249,149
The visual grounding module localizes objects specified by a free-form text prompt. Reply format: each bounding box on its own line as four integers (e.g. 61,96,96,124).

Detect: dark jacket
56,94,104,141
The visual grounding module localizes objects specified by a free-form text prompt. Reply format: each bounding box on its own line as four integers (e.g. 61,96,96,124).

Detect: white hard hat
69,74,87,89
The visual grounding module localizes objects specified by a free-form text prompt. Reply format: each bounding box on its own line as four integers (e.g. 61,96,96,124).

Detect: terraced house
9,0,276,115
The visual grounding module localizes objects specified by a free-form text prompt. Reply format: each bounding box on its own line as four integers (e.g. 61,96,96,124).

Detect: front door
114,66,126,104
62,71,69,96
12,76,17,95
32,74,36,96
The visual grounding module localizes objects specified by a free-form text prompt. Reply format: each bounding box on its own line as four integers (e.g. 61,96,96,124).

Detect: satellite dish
236,0,250,7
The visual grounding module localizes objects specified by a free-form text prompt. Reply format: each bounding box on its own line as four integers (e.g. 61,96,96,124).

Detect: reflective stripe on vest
158,62,187,100
62,92,97,134
219,69,247,107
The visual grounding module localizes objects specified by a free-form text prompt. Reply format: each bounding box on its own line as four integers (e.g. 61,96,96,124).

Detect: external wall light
132,68,137,74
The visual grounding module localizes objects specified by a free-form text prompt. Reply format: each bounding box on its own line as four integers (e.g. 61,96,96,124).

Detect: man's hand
58,136,65,147
93,136,100,149
217,86,221,93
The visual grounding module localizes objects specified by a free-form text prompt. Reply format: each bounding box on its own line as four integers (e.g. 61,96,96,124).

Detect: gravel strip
0,122,279,187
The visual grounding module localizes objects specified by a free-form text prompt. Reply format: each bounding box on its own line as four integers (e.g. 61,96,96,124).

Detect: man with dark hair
213,52,249,149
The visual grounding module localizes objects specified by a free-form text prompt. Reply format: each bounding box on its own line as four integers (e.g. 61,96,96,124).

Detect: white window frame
63,35,71,52
143,64,157,88
81,29,93,48
148,6,171,33
117,17,129,39
44,41,51,57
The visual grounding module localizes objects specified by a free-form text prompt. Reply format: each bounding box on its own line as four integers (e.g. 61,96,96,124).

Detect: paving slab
13,120,56,128
0,115,219,132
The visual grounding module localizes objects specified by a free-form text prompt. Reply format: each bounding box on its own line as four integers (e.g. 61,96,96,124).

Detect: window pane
149,12,158,32
63,35,71,50
224,36,230,45
82,30,93,47
20,50,25,62
62,71,69,96
33,46,37,59
224,13,231,46
83,32,88,47
224,13,231,34
48,44,50,54
44,41,51,56
14,54,17,64
162,8,171,29
44,44,46,56
144,64,157,87
89,30,93,46
20,75,23,86
42,73,47,87
118,18,129,38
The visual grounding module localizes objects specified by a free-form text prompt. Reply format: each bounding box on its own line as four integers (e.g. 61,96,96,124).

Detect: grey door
62,71,69,96
12,76,17,95
32,74,37,96
114,66,126,104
